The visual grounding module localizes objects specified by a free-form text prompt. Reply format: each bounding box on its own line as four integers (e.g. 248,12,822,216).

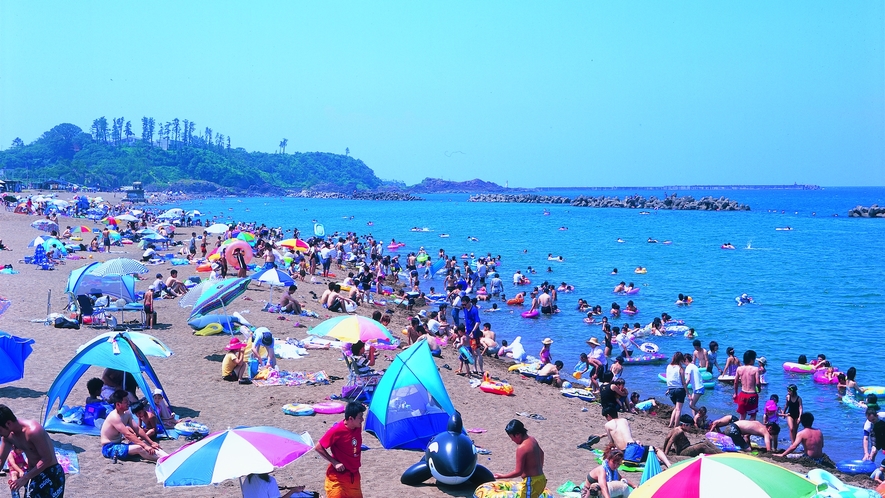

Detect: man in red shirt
315,402,365,498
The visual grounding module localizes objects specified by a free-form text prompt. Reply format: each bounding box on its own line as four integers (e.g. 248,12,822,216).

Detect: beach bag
83,403,110,426
54,316,80,329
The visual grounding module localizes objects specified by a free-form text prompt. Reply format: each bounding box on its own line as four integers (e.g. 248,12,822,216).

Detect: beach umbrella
278,239,309,252
78,331,173,358
115,214,138,222
0,332,35,384
179,279,219,309
155,426,313,488
250,268,294,303
235,232,256,245
137,228,160,236
31,219,59,233
28,236,49,248
309,315,395,343
158,208,184,220
91,258,149,277
186,210,202,217
190,278,251,319
0,296,9,317
206,223,230,234
70,225,92,234
51,199,71,208
631,453,823,498
640,452,662,485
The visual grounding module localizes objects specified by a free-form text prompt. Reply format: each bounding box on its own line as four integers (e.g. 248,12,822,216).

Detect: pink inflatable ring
312,401,346,414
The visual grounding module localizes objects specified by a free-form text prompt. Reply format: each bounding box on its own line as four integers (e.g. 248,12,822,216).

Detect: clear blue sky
1,2,883,187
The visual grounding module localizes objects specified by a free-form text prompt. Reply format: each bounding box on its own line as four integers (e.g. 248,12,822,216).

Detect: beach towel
253,370,329,387
54,444,80,475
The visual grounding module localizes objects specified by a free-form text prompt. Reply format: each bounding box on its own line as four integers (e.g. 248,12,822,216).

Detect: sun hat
541,338,553,345
586,337,600,347
152,388,164,397
225,337,247,350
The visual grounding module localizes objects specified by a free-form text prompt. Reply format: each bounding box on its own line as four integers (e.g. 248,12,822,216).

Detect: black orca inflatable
401,411,495,486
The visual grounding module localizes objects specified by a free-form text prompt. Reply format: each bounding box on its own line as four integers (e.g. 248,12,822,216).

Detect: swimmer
546,267,553,272
611,268,618,275
613,281,626,293
647,237,658,243
617,238,625,243
736,293,753,306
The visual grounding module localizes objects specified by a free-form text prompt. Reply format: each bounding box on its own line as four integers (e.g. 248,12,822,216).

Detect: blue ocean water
163,187,885,462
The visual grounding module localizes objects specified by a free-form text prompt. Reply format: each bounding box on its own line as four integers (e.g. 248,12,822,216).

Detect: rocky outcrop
848,204,885,218
287,191,423,201
409,178,507,194
469,193,750,211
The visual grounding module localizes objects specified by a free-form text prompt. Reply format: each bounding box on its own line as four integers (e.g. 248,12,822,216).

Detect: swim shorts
667,387,686,404
325,470,362,498
518,474,548,498
736,391,759,417
536,375,555,385
102,442,131,460
27,462,65,498
694,387,705,396
540,305,553,315
624,442,650,464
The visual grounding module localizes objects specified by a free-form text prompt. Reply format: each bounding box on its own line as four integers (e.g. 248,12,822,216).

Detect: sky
1,2,883,187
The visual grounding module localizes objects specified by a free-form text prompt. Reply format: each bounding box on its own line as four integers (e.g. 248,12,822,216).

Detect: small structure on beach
122,181,146,203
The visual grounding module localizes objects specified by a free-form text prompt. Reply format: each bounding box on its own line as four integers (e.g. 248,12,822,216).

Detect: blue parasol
0,332,35,384
190,278,251,320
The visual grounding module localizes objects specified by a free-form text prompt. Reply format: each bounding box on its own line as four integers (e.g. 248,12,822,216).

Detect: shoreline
0,200,875,495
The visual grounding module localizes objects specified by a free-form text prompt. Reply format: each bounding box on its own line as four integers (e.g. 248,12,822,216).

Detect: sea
158,186,885,463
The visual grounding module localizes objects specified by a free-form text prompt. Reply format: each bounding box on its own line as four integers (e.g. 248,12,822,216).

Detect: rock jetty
288,191,423,201
848,204,885,218
469,193,750,211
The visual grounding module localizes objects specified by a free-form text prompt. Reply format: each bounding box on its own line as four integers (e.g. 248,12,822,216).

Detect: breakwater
287,191,424,201
469,193,750,211
849,204,885,218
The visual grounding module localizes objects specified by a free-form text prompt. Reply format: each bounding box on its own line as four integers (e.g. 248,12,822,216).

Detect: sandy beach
0,199,873,497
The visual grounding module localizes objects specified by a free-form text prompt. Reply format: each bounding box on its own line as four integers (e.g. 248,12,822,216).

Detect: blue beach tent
0,332,35,384
42,332,170,436
365,341,457,449
65,262,138,302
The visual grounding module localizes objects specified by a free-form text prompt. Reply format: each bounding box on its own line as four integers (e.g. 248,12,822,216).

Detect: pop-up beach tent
0,332,35,384
43,332,170,436
365,341,457,449
65,262,138,302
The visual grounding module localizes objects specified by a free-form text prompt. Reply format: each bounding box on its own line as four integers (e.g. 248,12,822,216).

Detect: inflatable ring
194,323,224,336
312,401,346,414
479,373,514,396
521,310,539,319
508,363,526,372
782,362,815,374
282,403,315,416
174,420,209,437
196,263,212,272
863,386,885,397
474,480,553,498
640,342,659,354
459,346,475,364
835,459,877,475
506,297,524,306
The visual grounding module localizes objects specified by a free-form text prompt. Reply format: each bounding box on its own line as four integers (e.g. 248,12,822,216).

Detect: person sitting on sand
278,285,302,314
498,337,527,363
100,390,166,462
663,415,722,457
776,412,832,466
164,269,187,296
582,445,635,498
536,361,563,387
152,389,177,429
603,410,671,468
130,399,161,444
221,337,251,384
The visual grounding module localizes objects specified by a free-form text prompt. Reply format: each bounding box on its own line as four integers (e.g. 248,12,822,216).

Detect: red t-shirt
319,420,362,476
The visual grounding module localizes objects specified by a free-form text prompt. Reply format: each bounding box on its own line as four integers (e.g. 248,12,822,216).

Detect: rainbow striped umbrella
70,225,92,234
309,315,394,343
632,453,823,498
155,426,313,487
278,238,309,252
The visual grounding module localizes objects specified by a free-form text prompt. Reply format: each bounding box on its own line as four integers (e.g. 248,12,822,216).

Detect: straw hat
225,337,247,350
586,337,600,347
541,338,553,345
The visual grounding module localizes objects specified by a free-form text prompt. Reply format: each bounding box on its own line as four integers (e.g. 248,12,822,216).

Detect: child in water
836,373,848,397
764,394,781,451
723,347,740,377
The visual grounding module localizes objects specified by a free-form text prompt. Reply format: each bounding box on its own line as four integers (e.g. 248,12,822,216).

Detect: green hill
0,122,382,193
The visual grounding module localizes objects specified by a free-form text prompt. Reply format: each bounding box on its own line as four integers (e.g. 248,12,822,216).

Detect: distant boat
639,211,651,215
775,227,793,231
439,234,449,238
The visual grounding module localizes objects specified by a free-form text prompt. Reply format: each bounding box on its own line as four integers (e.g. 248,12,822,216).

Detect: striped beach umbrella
309,315,394,343
155,426,313,488
631,453,823,498
91,258,149,276
190,278,250,318
278,239,309,252
70,225,92,234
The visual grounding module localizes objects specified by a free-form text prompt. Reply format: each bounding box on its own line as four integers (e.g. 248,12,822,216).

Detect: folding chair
32,245,54,270
341,353,380,402
76,295,108,328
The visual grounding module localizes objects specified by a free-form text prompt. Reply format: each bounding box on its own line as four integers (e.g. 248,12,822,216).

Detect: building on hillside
122,181,146,203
